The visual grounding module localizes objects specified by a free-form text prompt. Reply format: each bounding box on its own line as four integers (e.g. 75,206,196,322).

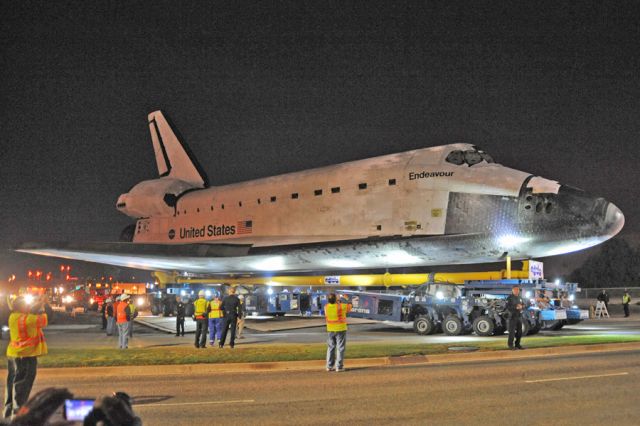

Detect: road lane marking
525,372,628,383
134,399,254,408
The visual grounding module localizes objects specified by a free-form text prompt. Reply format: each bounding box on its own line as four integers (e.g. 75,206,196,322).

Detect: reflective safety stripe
208,301,223,318
194,298,208,318
17,315,28,340
325,303,351,332
7,313,48,358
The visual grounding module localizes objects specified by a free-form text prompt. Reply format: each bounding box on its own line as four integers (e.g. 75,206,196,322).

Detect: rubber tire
528,322,541,335
413,315,435,335
473,315,495,337
521,320,531,336
443,315,463,336
551,321,564,331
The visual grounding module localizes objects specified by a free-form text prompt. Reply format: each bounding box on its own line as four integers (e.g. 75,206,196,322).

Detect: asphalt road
30,348,640,425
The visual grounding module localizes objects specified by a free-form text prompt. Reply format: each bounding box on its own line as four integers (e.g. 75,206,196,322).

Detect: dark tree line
569,239,640,288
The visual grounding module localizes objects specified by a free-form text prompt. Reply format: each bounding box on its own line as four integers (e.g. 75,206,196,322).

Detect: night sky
1,2,639,280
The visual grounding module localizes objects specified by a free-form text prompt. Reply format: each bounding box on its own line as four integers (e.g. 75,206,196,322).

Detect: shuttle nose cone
603,202,625,238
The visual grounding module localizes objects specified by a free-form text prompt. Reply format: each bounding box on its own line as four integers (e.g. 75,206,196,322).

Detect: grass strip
32,334,640,368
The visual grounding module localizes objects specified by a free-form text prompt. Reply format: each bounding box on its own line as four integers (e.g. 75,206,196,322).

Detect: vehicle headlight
435,291,444,300
24,294,34,305
136,297,145,307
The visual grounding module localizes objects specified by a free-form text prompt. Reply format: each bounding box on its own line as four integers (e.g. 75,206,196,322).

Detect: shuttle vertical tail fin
147,111,209,187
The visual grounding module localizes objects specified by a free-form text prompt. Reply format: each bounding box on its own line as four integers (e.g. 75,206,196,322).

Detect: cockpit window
445,150,465,165
446,146,495,167
464,150,482,166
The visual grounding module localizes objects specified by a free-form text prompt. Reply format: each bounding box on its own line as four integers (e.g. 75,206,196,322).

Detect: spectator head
512,286,520,296
328,293,337,304
229,287,236,295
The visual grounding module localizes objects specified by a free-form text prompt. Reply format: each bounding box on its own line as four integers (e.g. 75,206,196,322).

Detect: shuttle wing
16,242,251,273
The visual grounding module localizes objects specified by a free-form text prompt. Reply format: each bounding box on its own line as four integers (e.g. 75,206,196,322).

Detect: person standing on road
175,296,185,337
208,295,223,346
324,293,352,372
105,298,115,336
193,291,209,348
100,299,108,330
4,296,48,418
127,298,138,338
597,289,610,311
506,286,525,350
622,290,631,317
116,294,132,349
219,287,242,349
236,294,246,339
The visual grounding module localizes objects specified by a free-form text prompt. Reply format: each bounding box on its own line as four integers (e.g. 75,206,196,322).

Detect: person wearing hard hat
116,294,133,349
193,290,210,348
4,295,48,418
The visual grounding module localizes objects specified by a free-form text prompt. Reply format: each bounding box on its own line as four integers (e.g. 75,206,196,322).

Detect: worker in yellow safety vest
127,298,139,338
193,291,210,348
623,290,631,317
4,295,48,418
208,295,223,346
324,293,352,372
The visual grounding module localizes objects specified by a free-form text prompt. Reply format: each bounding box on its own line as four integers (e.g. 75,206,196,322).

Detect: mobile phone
63,398,95,421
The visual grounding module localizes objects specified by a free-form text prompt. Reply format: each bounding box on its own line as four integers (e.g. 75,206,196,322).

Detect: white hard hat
105,298,112,303
120,294,130,301
198,290,205,297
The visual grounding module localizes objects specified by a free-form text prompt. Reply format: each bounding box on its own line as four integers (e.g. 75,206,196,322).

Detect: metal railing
576,287,639,300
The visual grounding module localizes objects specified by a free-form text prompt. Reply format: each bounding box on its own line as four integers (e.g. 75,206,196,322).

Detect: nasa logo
168,229,175,240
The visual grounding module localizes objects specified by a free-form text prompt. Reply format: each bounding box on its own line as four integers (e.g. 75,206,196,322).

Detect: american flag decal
237,220,253,234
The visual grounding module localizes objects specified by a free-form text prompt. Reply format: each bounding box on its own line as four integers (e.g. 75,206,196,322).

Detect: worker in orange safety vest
4,295,48,418
116,294,132,349
324,293,352,372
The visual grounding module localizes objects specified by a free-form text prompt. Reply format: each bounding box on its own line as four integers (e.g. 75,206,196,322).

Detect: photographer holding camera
3,295,48,419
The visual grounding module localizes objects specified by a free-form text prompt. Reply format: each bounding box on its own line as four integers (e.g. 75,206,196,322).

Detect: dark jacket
597,292,609,303
220,294,242,318
176,302,186,318
505,294,525,315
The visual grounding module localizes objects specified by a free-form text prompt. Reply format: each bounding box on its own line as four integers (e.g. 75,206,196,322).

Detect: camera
63,398,95,421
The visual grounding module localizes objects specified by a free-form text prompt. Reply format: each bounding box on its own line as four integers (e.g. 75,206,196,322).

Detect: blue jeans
117,322,130,349
326,331,346,370
208,318,222,343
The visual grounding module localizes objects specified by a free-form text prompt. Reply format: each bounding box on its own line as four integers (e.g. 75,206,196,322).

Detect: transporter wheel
443,315,463,336
413,315,435,335
521,320,531,336
528,322,541,335
543,320,562,330
472,315,495,337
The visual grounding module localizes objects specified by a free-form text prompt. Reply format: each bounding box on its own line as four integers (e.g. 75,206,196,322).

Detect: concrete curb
36,342,640,378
